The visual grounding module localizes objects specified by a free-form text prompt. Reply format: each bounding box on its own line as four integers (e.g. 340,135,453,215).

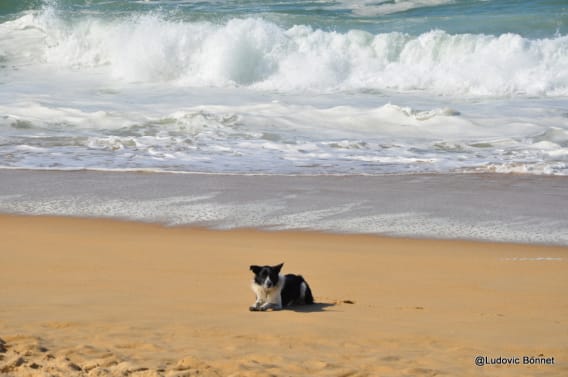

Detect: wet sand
1,170,567,244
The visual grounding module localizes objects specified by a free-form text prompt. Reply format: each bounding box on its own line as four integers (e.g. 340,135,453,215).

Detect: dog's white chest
251,279,282,304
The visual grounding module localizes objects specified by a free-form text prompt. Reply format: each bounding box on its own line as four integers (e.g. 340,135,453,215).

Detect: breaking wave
3,7,568,97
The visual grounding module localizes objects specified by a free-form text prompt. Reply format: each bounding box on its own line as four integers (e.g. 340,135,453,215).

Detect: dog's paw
259,304,282,311
250,302,266,311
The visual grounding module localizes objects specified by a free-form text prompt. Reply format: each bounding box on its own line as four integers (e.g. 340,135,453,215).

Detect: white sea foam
3,10,568,97
2,98,567,175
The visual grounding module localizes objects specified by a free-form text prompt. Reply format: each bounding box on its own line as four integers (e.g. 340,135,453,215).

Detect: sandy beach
1,214,567,377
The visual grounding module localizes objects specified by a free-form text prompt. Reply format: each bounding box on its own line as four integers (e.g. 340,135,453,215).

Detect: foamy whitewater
1,0,568,175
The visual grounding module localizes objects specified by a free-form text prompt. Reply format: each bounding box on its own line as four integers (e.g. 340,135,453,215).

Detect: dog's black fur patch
282,274,314,306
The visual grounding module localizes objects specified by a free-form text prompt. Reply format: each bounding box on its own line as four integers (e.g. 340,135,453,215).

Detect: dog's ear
274,263,284,273
250,265,261,274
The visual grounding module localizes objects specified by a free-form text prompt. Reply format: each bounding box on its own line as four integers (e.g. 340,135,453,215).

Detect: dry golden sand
1,214,567,377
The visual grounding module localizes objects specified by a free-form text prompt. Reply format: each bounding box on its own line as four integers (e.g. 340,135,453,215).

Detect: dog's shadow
286,302,337,313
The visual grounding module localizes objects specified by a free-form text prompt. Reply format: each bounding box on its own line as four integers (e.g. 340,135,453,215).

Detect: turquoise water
0,0,567,175
2,0,566,37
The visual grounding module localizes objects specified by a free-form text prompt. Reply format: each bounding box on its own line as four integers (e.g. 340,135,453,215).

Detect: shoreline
1,169,567,245
1,214,567,377
1,211,567,249
3,165,568,178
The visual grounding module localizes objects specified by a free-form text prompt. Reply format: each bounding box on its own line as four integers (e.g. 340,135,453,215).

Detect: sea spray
5,5,568,96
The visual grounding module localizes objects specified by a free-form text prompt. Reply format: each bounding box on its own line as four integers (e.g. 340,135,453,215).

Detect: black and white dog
249,263,314,311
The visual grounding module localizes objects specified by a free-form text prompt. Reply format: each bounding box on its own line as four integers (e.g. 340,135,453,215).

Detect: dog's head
250,263,283,289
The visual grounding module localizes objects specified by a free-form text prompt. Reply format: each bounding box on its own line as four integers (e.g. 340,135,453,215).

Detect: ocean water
1,0,568,175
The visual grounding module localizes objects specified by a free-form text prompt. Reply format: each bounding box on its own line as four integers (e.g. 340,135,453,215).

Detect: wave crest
5,9,568,96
